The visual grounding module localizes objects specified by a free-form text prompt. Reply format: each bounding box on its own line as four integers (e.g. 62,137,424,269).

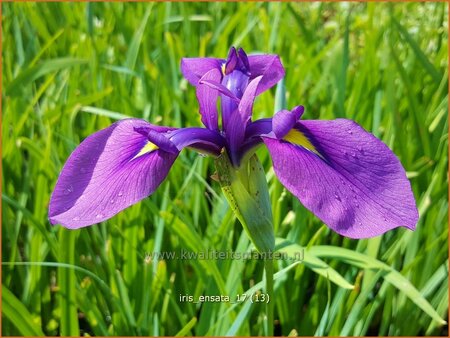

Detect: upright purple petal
180,57,223,86
263,119,418,238
248,54,285,95
225,76,263,166
49,119,178,229
196,68,222,131
221,69,250,131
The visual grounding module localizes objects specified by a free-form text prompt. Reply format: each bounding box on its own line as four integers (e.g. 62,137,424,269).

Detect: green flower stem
215,151,276,335
264,258,274,336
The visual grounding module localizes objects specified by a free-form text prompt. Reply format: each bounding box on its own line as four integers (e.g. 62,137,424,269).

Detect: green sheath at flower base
214,150,275,253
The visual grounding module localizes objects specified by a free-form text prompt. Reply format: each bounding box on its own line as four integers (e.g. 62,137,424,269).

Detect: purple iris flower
49,47,418,239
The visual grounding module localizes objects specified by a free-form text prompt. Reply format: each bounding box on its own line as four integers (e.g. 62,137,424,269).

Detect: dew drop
63,185,74,195
118,191,123,197
357,145,364,154
347,129,353,135
72,216,80,221
96,213,104,219
383,217,387,222
358,222,363,226
110,199,115,204
334,193,341,201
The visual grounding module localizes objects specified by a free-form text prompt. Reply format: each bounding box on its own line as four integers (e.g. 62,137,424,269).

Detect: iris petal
263,119,418,238
226,76,263,166
247,54,285,95
180,57,223,86
196,68,222,131
49,119,178,229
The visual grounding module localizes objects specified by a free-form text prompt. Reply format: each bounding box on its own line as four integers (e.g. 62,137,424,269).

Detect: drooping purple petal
134,127,179,154
196,68,222,131
263,119,418,238
180,57,223,86
168,127,225,154
49,119,178,229
248,54,285,95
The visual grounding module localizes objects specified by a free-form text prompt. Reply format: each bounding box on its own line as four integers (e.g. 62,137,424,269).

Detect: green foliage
2,2,448,336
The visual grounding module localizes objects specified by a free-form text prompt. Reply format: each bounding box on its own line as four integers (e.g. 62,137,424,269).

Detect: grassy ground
2,2,448,336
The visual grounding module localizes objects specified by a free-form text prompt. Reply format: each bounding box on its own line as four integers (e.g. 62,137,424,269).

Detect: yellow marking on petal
284,129,322,157
132,141,159,160
221,63,226,76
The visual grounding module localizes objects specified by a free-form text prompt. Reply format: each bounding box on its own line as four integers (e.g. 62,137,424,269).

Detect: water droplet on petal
96,213,104,219
63,185,74,195
347,129,353,135
383,217,387,222
72,216,80,221
118,191,123,197
358,222,363,226
110,199,115,204
334,193,341,201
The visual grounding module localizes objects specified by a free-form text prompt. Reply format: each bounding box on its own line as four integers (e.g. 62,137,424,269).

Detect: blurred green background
2,2,448,336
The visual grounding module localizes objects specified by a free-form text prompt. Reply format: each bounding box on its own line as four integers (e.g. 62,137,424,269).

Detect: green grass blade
58,230,80,336
2,285,45,336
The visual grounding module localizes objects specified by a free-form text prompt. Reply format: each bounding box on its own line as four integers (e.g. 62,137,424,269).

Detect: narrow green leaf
276,239,354,290
6,58,88,96
393,16,441,83
175,317,197,337
58,229,79,336
2,285,45,336
310,245,447,325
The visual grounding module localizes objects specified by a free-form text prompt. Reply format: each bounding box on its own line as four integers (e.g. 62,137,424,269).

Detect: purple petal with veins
221,70,250,131
199,79,239,102
226,76,263,166
49,119,178,229
168,127,225,154
247,54,285,95
180,57,223,86
263,119,418,238
196,68,222,131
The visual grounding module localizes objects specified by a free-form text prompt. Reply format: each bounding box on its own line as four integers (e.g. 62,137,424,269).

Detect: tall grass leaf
58,229,80,336
80,106,132,120
276,239,354,290
226,300,253,336
310,246,447,325
392,16,442,83
6,58,88,96
2,285,45,336
175,317,197,337
114,270,138,334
